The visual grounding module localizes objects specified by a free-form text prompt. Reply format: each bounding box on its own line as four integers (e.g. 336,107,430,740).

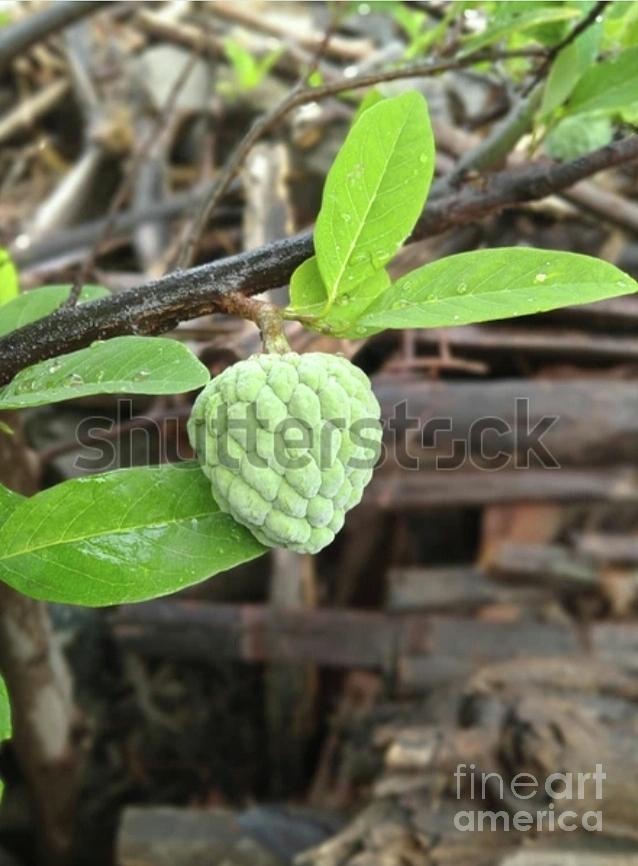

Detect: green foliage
539,22,602,119
565,46,638,117
221,38,283,93
351,89,385,126
0,674,10,802
391,0,459,58
356,249,636,332
545,113,613,160
603,1,638,50
0,463,265,606
0,250,18,306
289,90,637,338
0,483,22,518
1,5,637,790
0,284,109,338
290,256,389,337
0,336,210,410
459,4,579,56
0,23,637,622
0,485,19,800
312,91,434,306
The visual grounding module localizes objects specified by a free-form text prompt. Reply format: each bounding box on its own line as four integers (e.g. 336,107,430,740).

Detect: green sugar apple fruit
187,352,382,554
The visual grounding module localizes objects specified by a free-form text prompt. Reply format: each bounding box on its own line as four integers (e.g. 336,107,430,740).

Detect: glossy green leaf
288,256,389,338
459,6,579,56
0,284,109,338
0,336,210,410
0,674,11,802
0,463,266,606
357,249,637,331
314,91,434,304
539,23,601,118
0,250,18,306
566,46,638,116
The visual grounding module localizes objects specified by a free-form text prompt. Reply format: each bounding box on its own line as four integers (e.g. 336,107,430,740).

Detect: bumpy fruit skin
187,352,382,554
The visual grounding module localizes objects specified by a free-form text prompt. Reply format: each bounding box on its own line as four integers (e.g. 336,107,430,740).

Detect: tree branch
0,1,107,72
175,46,546,268
1,134,637,386
524,0,609,94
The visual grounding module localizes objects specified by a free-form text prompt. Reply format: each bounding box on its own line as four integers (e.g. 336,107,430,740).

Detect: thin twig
2,133,637,385
66,49,202,306
175,46,547,269
0,1,107,73
434,84,543,194
524,0,609,95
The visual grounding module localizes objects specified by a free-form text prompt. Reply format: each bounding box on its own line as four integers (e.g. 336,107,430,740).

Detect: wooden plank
399,618,582,693
365,465,638,508
374,377,638,467
386,566,548,612
575,532,638,564
416,325,638,364
113,602,430,671
489,542,599,592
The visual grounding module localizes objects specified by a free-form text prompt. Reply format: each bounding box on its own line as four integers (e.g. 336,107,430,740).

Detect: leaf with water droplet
0,284,110,339
356,248,638,333
0,463,265,605
0,336,210,410
287,255,391,338
314,91,434,304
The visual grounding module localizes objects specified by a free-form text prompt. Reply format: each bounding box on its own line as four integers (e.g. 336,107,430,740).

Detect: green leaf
0,463,266,606
357,248,637,332
0,284,109,339
603,1,638,51
539,23,601,118
222,38,282,91
288,256,390,337
0,483,23,519
289,256,327,316
0,250,18,306
351,89,384,126
545,113,613,160
459,6,579,56
566,46,638,116
0,483,18,798
314,91,434,305
0,336,210,410
0,674,11,802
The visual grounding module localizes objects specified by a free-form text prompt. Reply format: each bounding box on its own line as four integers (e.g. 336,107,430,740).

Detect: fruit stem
219,294,291,354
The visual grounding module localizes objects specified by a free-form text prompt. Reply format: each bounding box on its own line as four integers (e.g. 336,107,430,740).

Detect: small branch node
219,294,291,354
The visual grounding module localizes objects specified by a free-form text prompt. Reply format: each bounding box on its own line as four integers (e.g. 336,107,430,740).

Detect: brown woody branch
0,1,107,72
0,134,637,386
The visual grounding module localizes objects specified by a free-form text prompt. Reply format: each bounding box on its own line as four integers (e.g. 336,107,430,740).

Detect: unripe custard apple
187,352,382,554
